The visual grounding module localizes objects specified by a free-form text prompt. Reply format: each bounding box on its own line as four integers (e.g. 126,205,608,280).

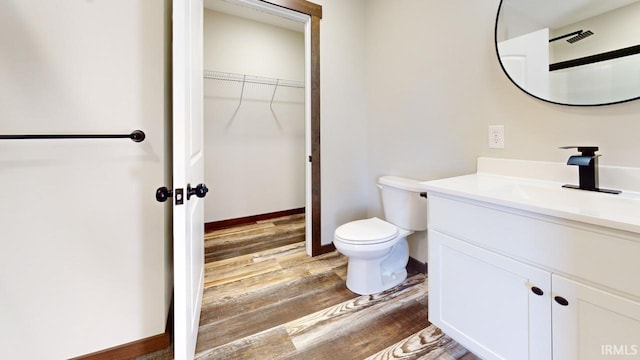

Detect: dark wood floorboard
196,273,355,351
135,214,479,360
204,214,305,263
278,278,430,360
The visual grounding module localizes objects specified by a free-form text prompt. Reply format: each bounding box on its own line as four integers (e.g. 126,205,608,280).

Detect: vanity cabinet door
552,275,640,360
428,230,551,360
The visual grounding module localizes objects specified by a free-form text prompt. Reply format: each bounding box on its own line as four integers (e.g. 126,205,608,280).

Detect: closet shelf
203,70,304,89
204,70,304,112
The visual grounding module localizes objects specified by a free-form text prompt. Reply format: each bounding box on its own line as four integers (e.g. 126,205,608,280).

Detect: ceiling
203,0,304,32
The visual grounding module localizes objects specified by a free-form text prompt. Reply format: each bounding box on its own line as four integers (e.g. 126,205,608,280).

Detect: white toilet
333,176,428,295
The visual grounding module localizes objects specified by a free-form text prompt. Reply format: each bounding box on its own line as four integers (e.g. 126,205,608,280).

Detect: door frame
211,0,330,256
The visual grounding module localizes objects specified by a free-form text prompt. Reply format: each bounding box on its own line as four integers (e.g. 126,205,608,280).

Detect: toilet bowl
334,217,411,295
333,176,428,295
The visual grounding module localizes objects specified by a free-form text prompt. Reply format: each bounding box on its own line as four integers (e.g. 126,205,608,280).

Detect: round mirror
495,0,640,106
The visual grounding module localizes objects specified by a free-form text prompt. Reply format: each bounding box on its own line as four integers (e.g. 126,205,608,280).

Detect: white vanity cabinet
429,230,551,359
426,192,640,360
551,275,640,360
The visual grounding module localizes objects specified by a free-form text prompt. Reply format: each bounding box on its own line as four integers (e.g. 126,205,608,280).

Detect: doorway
201,0,325,256
170,1,324,358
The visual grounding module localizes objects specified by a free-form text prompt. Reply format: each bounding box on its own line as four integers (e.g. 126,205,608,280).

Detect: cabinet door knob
554,296,569,306
531,286,544,296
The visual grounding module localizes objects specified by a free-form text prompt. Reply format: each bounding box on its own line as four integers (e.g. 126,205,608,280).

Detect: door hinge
308,155,312,162
175,188,184,205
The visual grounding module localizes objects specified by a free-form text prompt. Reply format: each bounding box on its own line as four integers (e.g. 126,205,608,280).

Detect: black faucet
560,146,620,194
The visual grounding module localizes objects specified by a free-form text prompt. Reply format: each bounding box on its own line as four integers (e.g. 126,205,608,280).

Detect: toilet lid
335,217,398,244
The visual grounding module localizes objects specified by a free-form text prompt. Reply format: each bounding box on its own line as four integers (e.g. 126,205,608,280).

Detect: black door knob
156,187,173,202
187,183,209,200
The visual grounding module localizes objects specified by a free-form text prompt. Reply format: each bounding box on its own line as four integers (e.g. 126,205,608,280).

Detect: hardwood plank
201,246,346,306
310,254,349,272
276,246,340,266
203,242,307,289
200,270,354,326
204,257,282,289
205,215,303,242
364,325,472,360
285,299,430,360
202,264,313,305
333,265,348,281
204,221,305,262
202,243,348,295
195,327,296,360
204,225,303,245
284,274,427,348
205,242,305,271
205,222,303,246
205,233,304,263
205,208,304,232
204,222,274,240
262,214,305,226
195,273,355,352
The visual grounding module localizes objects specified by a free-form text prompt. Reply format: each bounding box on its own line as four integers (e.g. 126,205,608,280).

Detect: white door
428,230,552,360
552,275,640,360
498,28,550,100
173,0,205,359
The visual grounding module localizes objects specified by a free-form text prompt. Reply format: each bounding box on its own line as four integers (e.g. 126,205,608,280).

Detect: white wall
203,10,306,222
312,0,369,245
0,1,170,358
364,0,640,262
203,9,304,79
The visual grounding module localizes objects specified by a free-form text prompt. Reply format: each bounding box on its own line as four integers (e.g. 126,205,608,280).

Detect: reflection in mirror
495,0,640,106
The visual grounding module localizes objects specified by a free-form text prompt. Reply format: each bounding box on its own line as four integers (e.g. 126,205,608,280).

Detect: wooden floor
196,213,479,360
137,214,479,360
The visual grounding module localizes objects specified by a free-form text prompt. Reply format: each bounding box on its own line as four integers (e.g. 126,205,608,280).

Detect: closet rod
0,130,146,143
204,70,304,89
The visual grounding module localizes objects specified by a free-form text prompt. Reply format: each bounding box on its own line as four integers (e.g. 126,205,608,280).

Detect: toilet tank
378,176,428,231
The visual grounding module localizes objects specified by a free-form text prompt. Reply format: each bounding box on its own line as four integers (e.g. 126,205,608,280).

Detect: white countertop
422,173,640,234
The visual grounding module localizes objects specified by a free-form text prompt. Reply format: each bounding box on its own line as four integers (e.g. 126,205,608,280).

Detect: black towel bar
0,130,146,143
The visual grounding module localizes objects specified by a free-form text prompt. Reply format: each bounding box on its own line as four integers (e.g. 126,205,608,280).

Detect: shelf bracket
233,74,247,114
269,79,280,112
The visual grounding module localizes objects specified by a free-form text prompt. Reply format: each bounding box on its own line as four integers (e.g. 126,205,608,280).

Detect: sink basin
422,174,640,234
485,180,640,217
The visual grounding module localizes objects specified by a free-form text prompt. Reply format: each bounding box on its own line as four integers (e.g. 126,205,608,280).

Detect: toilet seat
334,217,398,245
